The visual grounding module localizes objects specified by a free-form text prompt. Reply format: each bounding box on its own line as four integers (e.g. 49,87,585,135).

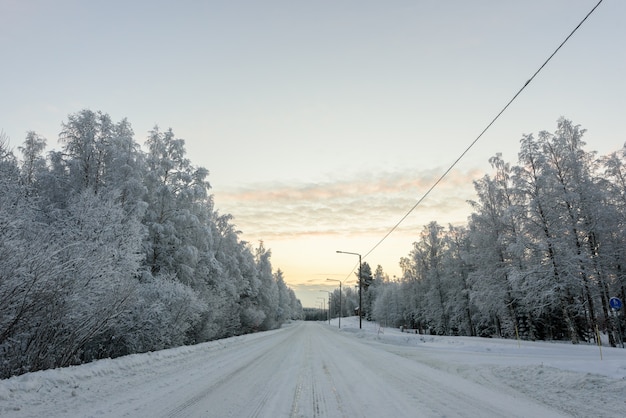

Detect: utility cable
362,0,604,261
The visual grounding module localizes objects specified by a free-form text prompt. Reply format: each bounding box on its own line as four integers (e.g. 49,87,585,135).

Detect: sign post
609,297,623,311
609,297,624,348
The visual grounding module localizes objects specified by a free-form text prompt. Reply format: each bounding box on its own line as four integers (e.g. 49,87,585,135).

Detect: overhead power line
361,0,604,262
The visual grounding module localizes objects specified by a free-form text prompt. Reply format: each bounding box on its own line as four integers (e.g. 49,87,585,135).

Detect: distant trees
0,110,302,378
328,285,358,319
367,118,625,346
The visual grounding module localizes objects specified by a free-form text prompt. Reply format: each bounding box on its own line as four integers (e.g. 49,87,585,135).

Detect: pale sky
2,0,624,308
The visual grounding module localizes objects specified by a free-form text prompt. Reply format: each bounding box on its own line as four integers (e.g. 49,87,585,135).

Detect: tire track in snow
320,359,347,418
289,323,347,418
289,330,311,418
162,327,296,418
162,342,273,417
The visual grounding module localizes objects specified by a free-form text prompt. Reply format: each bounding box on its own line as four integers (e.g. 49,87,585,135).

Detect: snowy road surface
2,318,626,417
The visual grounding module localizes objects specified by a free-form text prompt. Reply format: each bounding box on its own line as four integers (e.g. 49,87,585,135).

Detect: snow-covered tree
370,118,625,345
0,111,303,378
18,131,47,188
255,242,279,330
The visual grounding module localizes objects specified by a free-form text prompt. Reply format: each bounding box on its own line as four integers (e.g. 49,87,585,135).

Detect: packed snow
1,317,625,417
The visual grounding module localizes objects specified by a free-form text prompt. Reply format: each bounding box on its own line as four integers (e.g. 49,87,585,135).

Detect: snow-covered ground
342,318,626,416
1,317,625,417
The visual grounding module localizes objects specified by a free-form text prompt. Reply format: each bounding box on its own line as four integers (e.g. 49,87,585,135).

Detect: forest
3,113,625,379
0,110,303,379
327,118,625,348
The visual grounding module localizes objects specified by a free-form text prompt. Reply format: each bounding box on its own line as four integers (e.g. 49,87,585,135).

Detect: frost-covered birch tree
0,110,302,378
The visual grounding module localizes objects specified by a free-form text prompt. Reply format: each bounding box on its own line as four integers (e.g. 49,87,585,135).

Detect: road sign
609,297,623,311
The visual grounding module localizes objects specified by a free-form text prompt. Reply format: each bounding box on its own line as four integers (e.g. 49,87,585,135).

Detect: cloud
214,167,482,241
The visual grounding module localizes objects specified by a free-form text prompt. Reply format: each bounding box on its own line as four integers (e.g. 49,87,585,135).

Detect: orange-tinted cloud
214,167,482,241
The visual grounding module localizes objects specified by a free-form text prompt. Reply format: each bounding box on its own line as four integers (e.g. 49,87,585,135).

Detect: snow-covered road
2,319,626,417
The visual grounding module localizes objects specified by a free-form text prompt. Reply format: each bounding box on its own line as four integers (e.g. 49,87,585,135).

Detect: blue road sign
609,297,623,311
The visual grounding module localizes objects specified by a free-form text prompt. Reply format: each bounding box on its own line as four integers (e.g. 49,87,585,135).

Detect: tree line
0,109,303,379
328,118,625,347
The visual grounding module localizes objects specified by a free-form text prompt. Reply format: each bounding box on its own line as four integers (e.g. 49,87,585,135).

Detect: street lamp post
320,290,331,325
317,297,325,322
326,278,342,329
336,250,362,329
